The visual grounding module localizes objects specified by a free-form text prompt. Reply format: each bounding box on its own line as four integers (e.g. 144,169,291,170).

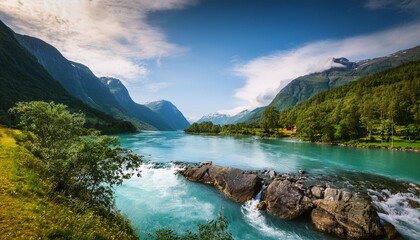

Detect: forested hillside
241,46,420,123
279,61,420,143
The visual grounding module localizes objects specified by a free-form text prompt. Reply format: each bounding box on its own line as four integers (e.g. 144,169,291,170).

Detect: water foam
369,189,420,240
241,187,303,240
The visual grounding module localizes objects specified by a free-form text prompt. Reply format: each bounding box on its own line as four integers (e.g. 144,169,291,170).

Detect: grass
0,128,138,240
354,136,420,150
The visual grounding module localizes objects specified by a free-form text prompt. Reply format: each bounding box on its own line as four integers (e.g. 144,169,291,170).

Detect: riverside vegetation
1,101,233,239
186,61,420,150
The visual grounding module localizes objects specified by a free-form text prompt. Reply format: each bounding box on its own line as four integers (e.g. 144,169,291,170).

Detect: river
115,131,420,239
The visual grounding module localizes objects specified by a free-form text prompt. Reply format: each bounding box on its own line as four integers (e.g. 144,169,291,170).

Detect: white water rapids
240,186,304,239
369,189,420,240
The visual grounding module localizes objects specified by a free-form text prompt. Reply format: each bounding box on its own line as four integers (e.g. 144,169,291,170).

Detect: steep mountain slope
100,77,174,130
0,20,135,133
145,100,190,130
278,61,420,142
241,46,420,122
14,34,152,130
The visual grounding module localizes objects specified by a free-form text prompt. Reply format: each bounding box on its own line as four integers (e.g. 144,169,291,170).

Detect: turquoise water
115,131,420,239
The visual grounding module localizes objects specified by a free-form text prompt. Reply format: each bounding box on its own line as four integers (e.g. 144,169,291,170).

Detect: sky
1,0,420,121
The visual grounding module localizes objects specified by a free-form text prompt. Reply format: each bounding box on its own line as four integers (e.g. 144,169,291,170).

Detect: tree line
186,61,420,143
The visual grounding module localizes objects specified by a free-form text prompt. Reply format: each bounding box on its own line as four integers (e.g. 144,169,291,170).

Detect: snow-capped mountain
196,109,251,125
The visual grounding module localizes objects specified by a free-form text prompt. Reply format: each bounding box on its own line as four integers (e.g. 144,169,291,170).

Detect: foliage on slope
278,61,420,143
0,128,139,239
241,46,420,123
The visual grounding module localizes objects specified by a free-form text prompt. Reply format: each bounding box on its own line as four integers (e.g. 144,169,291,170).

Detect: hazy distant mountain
241,45,420,122
15,33,155,130
197,109,251,125
100,77,175,131
0,20,135,134
197,113,229,125
145,100,190,130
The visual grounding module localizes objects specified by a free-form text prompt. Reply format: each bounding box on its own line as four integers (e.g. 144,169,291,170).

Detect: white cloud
232,22,420,110
218,106,249,116
0,0,195,81
365,0,420,11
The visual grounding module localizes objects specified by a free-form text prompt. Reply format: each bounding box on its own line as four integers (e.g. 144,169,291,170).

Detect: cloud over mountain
0,0,195,81
232,22,420,110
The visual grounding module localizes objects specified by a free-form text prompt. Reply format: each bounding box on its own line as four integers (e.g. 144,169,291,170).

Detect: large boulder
261,179,313,220
181,163,262,203
311,188,385,239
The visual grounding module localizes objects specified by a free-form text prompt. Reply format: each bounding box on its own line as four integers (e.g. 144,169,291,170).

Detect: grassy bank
341,136,420,151
0,127,138,240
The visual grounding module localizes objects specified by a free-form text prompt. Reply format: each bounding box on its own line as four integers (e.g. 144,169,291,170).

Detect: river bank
188,132,420,153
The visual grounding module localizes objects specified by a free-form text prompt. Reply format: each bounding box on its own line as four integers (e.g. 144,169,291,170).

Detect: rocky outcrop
382,222,401,240
180,163,392,239
262,178,313,219
181,162,262,203
311,188,384,239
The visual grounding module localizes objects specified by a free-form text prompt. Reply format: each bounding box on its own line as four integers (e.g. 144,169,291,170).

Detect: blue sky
1,0,420,120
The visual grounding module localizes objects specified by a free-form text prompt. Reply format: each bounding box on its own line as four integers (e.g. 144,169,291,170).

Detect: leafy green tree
10,101,85,161
10,101,142,209
69,136,142,208
260,106,279,133
149,211,233,240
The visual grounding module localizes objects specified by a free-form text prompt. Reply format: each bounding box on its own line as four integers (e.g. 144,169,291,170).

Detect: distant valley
0,20,189,132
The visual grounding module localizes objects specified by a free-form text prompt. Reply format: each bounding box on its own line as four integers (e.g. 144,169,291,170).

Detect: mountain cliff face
14,35,132,117
145,100,190,130
241,46,420,123
0,20,135,133
100,77,174,131
15,32,191,131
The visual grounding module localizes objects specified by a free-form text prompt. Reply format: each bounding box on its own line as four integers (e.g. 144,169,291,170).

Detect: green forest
186,61,420,149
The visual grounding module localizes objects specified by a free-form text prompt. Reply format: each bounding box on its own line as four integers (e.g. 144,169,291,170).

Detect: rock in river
181,163,262,203
311,187,385,239
261,178,313,220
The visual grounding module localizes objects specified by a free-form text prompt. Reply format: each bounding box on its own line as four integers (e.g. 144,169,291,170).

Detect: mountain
197,110,251,125
0,20,135,134
145,100,190,130
278,61,420,142
14,33,152,130
197,113,229,125
241,46,420,123
100,77,175,130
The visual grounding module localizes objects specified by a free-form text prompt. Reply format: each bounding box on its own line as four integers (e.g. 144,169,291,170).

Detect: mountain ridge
145,100,190,130
197,110,250,125
100,77,175,131
0,20,135,133
14,30,189,131
240,45,420,123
